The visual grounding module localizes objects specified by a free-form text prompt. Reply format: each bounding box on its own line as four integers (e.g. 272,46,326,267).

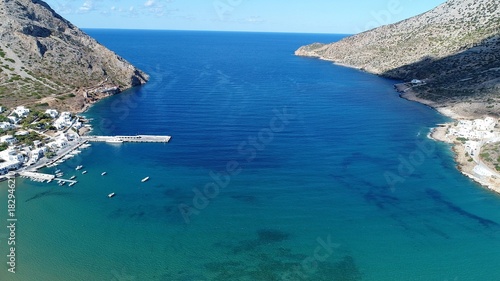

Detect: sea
1,30,500,281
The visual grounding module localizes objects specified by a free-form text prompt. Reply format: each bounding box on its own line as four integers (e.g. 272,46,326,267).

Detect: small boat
75,165,83,170
59,181,66,186
108,192,115,198
56,172,64,177
69,182,76,187
47,179,52,183
70,175,76,180
101,172,107,176
82,171,88,174
55,169,61,173
141,176,150,182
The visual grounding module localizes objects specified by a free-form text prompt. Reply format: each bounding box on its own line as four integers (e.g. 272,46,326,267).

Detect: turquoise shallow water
1,30,500,280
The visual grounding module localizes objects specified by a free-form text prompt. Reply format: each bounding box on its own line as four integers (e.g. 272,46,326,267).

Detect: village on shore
0,105,92,180
431,115,500,193
0,104,172,183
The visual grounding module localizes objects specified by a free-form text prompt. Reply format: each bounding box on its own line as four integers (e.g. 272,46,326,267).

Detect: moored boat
141,176,149,182
108,192,115,198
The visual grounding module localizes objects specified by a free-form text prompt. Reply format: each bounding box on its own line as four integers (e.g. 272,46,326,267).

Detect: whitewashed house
29,147,47,163
8,116,19,124
0,135,17,145
54,134,68,148
0,122,13,130
54,112,73,130
0,149,24,174
45,109,59,118
14,106,30,118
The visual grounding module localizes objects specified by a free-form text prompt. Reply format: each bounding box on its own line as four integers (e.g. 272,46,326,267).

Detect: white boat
56,172,64,177
76,165,83,170
55,169,61,173
101,172,107,176
141,176,149,182
69,182,76,187
47,179,52,183
70,175,76,180
108,192,115,198
82,171,88,174
59,181,66,186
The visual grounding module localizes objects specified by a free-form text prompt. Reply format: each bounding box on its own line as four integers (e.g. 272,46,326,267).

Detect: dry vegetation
0,0,148,112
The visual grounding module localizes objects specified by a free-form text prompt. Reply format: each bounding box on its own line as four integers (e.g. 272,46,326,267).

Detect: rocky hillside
296,0,500,117
0,0,148,112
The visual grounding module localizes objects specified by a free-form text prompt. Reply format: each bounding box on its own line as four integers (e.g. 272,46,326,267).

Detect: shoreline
399,85,500,194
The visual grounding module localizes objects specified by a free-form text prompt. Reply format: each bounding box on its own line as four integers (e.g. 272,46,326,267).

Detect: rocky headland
296,0,499,119
296,0,500,192
0,0,148,113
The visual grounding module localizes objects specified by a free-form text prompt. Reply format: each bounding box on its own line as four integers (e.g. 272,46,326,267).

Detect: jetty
81,135,171,143
20,171,55,182
19,171,77,185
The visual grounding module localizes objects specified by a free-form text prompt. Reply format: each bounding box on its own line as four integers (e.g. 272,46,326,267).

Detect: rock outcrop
0,0,149,112
296,0,500,117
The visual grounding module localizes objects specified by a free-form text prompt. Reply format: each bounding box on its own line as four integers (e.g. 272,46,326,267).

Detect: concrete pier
19,171,78,184
19,171,55,182
81,135,171,143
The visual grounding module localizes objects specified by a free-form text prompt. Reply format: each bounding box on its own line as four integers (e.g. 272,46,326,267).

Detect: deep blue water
1,30,500,281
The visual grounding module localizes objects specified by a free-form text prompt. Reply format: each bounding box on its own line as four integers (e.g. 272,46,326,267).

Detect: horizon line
79,27,354,36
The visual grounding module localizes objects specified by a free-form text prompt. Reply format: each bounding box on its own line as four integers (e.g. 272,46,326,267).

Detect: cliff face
0,0,149,112
296,0,500,116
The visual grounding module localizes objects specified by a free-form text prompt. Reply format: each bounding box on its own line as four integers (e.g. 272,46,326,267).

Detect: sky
43,0,446,34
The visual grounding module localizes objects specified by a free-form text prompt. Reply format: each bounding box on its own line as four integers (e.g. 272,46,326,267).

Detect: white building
0,122,13,130
33,140,43,148
45,109,59,119
0,135,17,145
8,116,19,124
27,147,47,165
0,149,24,174
14,106,30,118
54,112,73,130
54,134,68,148
15,130,29,136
